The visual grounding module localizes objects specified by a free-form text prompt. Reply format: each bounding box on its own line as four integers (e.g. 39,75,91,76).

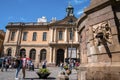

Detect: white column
53,47,56,63
49,47,52,63
4,29,10,43
76,30,78,42
51,28,53,42
77,47,79,58
65,28,67,42
54,28,56,42
65,48,68,59
15,30,20,42
35,49,40,68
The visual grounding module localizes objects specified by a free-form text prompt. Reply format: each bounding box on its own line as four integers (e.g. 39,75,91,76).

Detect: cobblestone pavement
0,67,78,80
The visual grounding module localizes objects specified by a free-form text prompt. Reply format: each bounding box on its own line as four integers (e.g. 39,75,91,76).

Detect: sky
0,0,90,31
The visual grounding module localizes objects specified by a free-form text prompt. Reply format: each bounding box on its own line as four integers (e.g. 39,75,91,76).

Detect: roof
49,16,77,26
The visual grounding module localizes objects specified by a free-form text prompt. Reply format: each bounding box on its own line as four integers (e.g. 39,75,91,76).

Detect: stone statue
93,22,112,46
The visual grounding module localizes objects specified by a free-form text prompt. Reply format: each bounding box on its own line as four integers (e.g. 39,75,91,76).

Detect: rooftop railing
7,22,49,26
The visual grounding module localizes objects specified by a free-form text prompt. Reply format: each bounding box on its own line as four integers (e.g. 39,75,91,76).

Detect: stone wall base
77,63,120,80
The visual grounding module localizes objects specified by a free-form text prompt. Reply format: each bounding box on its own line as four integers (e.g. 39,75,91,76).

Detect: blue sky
0,0,90,31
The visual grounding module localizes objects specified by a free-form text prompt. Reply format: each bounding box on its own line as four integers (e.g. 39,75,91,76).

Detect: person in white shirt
21,55,27,79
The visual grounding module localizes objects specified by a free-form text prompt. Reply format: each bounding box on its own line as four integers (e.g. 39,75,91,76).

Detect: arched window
7,48,12,56
40,49,46,62
20,49,26,57
29,49,36,60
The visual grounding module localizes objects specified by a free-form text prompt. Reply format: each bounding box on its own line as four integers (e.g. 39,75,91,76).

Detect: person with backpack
15,56,22,80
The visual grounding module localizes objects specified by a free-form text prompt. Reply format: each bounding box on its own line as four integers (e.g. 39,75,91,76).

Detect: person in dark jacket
15,56,22,80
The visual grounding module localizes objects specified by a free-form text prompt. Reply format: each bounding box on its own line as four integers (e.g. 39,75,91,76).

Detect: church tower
66,4,74,16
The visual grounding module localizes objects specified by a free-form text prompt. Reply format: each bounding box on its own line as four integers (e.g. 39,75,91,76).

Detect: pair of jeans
15,66,21,78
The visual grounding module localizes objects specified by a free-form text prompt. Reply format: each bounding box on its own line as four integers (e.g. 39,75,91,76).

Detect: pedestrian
28,60,31,71
5,60,9,71
15,56,23,80
30,61,34,71
60,61,64,70
1,58,6,72
42,60,47,68
21,55,27,79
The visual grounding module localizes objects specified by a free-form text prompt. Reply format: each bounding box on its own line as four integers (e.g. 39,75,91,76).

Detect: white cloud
8,16,26,21
20,17,25,21
74,0,84,4
77,10,83,15
70,0,88,5
8,16,14,20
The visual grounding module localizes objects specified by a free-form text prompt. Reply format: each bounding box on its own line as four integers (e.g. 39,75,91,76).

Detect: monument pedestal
78,62,120,80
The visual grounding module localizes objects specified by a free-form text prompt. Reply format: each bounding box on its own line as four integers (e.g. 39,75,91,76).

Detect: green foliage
64,65,68,70
38,68,50,74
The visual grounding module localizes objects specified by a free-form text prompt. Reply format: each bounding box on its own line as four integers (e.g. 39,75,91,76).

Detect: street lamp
68,22,76,61
69,27,74,60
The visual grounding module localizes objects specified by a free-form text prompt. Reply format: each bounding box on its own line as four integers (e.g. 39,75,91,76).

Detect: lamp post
70,27,73,60
68,22,75,62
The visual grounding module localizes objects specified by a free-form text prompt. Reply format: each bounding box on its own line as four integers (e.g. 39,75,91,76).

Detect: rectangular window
59,31,63,40
43,32,47,41
11,32,15,41
32,32,37,41
23,32,27,41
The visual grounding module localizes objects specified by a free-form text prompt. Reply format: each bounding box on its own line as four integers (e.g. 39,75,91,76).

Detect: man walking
21,55,27,79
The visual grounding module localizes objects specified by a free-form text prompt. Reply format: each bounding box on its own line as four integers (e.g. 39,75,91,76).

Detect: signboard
68,48,76,58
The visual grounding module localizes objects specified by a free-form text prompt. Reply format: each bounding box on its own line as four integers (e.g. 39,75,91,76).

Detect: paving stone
0,67,77,80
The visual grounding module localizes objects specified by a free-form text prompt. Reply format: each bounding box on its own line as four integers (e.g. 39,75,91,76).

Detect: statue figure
93,22,112,46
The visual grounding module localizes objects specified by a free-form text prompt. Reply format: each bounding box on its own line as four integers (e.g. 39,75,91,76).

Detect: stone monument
77,0,120,80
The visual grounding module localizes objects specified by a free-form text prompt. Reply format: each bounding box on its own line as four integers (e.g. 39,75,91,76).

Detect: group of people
0,56,18,72
1,56,80,79
0,55,34,80
60,59,80,70
15,55,35,80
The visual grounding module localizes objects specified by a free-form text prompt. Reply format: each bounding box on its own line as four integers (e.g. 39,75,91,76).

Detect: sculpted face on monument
92,21,112,46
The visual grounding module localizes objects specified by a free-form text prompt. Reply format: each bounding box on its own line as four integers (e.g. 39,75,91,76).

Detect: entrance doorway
56,49,64,66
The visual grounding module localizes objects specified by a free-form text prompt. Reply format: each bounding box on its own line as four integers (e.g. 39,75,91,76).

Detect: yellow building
3,5,79,67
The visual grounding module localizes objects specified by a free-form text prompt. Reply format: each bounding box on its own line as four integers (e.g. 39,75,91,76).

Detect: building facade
4,5,79,67
0,30,5,57
77,0,120,80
